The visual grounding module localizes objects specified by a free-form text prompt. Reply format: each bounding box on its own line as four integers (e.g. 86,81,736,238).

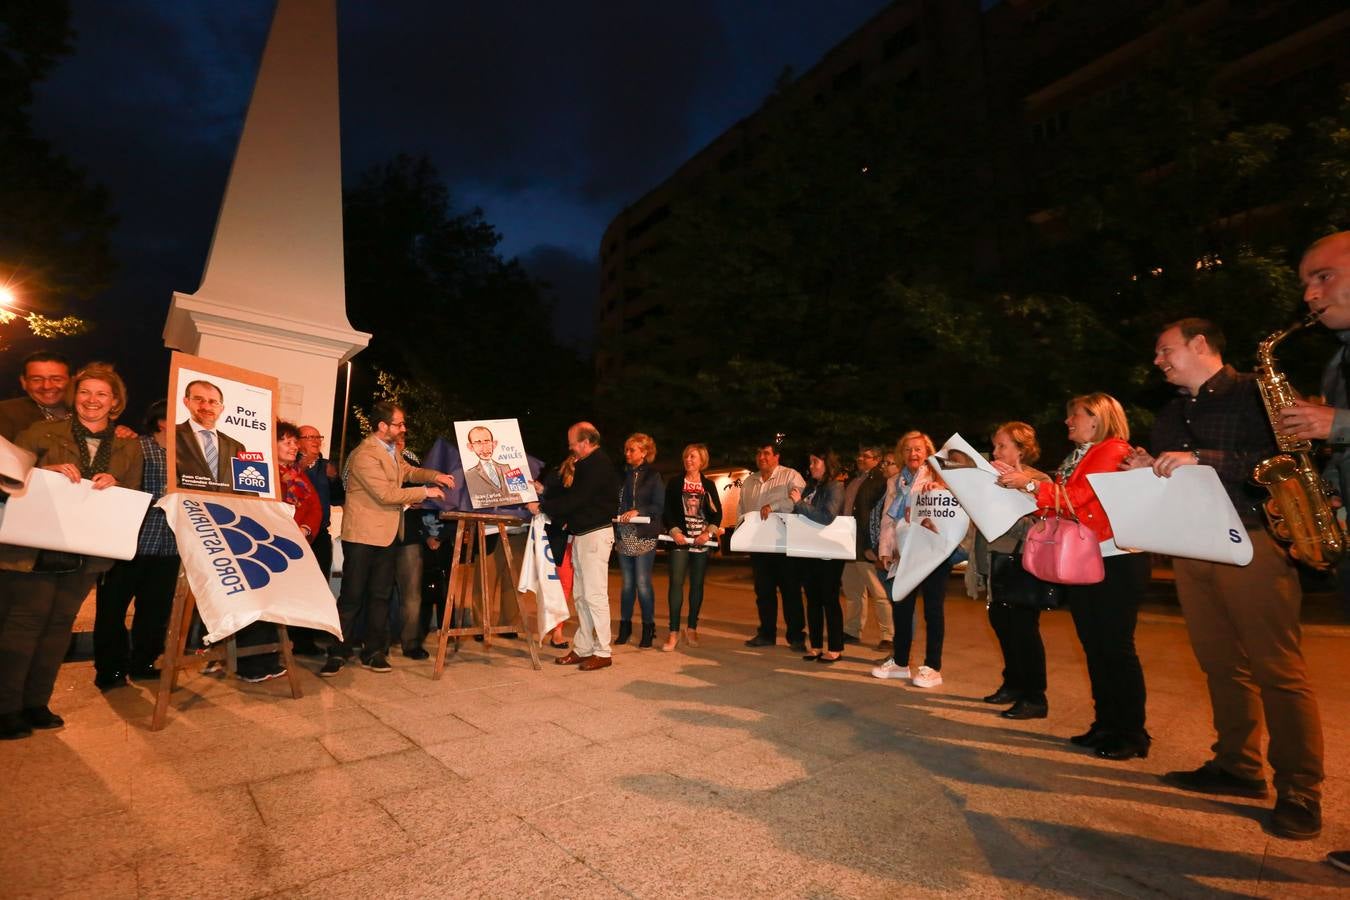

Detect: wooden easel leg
225,637,238,677
496,531,540,671
433,523,470,680
151,569,192,731
477,525,493,650
276,624,302,699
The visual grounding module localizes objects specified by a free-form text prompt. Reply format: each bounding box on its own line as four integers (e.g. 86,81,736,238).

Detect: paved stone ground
3,562,1349,899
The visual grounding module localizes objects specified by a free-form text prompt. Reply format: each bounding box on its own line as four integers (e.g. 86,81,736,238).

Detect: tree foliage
0,0,116,328
343,155,589,457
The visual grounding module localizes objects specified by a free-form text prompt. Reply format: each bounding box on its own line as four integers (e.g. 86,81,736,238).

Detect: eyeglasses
299,434,323,441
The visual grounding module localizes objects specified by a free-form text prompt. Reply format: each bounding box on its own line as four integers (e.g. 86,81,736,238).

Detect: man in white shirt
739,441,806,650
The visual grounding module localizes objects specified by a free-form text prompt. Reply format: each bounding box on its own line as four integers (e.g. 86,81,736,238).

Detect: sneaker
1327,851,1350,874
238,667,287,684
871,659,910,680
1270,796,1321,841
202,660,225,677
318,657,344,678
1161,761,1268,799
911,666,943,689
361,652,392,673
402,646,430,661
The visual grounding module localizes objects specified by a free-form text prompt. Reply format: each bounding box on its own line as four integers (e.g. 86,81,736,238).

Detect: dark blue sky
26,0,892,359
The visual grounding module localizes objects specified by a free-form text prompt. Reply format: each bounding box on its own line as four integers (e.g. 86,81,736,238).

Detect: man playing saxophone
1122,317,1324,842
1281,231,1350,870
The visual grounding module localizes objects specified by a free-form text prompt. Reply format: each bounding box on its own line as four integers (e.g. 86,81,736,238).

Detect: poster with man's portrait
453,418,538,509
166,352,279,500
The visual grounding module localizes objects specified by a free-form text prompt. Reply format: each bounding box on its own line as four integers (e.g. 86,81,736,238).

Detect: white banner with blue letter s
1086,466,1253,565
159,494,342,644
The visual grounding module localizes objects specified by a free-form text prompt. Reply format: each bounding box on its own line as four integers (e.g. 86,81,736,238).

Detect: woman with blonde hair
662,443,723,651
0,363,143,738
614,433,664,648
871,431,952,689
996,393,1151,760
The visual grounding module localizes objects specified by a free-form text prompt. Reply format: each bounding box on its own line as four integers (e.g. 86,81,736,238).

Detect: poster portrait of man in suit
175,379,249,493
463,425,523,507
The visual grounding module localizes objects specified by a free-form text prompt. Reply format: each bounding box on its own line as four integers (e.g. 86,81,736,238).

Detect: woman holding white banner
968,422,1052,719
872,431,952,689
0,363,142,739
996,393,1151,761
790,449,846,662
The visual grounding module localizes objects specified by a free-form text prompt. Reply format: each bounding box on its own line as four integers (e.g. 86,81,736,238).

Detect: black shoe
361,652,392,673
1095,734,1150,761
983,686,1020,705
615,622,633,645
841,633,860,645
1327,850,1350,874
787,641,807,653
1001,699,1048,720
1161,762,1269,799
127,666,160,682
319,656,344,677
23,706,64,729
237,667,287,684
0,712,32,740
1270,796,1321,840
1069,725,1111,748
549,639,570,649
744,635,774,647
500,632,518,640
94,670,128,691
403,646,430,661
638,623,655,649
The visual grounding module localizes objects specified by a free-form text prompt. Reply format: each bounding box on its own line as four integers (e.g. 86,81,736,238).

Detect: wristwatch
1024,481,1038,494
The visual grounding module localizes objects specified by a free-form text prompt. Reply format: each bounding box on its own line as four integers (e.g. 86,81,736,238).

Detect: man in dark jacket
529,421,619,671
0,352,70,441
841,447,892,648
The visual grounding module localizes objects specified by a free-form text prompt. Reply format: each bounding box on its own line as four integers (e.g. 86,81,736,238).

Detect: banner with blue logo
517,513,569,637
159,494,342,644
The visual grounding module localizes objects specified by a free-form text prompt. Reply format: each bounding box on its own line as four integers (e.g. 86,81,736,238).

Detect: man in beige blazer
321,401,455,676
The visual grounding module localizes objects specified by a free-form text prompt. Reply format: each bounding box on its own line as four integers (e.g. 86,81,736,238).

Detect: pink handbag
1020,483,1105,585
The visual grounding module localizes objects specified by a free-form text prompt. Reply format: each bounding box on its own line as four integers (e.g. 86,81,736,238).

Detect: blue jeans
618,550,656,625
667,548,710,630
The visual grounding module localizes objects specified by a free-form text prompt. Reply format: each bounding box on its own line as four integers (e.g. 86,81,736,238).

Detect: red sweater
1032,437,1130,543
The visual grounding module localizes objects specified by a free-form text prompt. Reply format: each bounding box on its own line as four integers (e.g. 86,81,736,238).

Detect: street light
0,286,15,308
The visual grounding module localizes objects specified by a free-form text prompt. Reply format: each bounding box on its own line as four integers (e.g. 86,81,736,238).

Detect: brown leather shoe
577,655,613,671
554,651,588,666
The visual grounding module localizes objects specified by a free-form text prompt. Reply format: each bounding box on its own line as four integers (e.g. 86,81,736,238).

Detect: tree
0,0,116,340
342,155,589,457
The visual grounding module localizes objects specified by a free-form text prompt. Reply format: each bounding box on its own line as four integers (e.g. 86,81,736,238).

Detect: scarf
70,417,116,479
1056,443,1091,482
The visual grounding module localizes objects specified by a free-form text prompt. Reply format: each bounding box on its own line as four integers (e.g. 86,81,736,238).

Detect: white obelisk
163,0,368,457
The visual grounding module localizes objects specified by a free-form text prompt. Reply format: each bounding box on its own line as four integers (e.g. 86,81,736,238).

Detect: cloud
519,244,600,349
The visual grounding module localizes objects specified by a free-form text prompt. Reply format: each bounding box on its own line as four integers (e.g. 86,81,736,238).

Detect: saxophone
1252,311,1345,569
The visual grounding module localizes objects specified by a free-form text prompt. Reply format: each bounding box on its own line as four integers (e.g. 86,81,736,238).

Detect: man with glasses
174,380,249,493
841,447,893,649
0,352,72,440
322,401,455,677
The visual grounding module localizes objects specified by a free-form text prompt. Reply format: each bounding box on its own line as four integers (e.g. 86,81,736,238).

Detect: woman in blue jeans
871,431,953,689
661,443,723,651
614,433,664,648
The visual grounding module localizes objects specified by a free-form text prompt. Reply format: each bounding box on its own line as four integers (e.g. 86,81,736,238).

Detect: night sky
11,0,892,412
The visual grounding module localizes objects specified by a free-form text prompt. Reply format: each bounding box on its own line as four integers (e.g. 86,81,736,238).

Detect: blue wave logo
204,502,303,589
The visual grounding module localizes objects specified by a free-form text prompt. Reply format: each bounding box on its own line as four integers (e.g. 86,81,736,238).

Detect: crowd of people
4,230,1350,872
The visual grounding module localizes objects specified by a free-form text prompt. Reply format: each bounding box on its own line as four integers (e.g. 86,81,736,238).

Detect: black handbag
989,548,1060,610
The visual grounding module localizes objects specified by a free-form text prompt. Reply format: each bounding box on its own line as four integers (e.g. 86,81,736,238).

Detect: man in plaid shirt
93,400,179,689
1124,317,1323,842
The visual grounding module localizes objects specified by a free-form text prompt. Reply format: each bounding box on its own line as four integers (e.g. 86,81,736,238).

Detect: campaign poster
166,352,279,501
452,418,538,509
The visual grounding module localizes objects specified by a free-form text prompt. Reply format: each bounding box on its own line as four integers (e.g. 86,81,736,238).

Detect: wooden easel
432,511,541,679
151,566,302,730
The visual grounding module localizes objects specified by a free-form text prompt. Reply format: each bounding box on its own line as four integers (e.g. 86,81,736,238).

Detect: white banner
782,514,856,560
1086,466,1253,565
517,514,571,636
929,432,1036,541
0,467,151,560
889,487,970,601
0,434,35,493
159,494,341,644
730,513,788,553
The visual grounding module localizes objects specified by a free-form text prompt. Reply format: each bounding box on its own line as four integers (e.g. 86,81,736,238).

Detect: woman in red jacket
996,392,1151,761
